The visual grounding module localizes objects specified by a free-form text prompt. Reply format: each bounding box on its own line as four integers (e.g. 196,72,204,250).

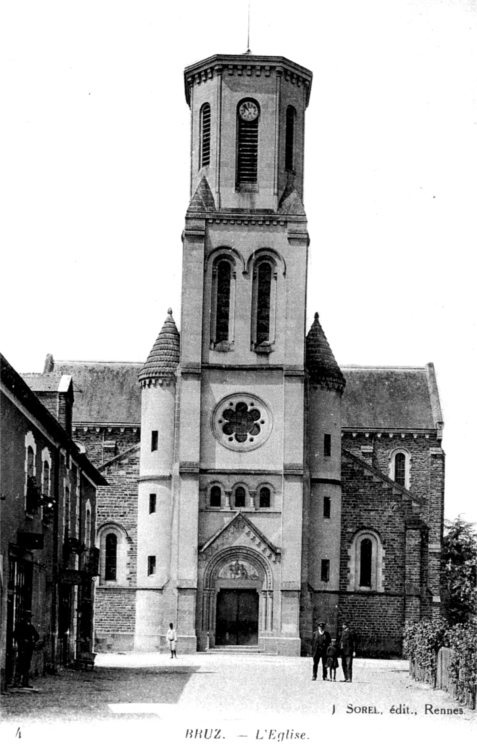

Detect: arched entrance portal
200,546,274,650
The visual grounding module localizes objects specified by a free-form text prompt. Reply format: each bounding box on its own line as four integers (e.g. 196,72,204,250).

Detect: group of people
311,621,356,683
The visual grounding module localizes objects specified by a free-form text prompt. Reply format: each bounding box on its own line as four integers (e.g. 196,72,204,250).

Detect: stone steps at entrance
207,646,263,654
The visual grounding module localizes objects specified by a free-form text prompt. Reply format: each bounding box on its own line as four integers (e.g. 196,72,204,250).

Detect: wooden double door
215,589,259,646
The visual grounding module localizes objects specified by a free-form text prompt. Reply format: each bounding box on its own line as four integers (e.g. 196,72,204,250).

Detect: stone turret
306,312,345,637
135,310,180,650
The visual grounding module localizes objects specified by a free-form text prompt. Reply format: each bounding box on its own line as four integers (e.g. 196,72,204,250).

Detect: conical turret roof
139,309,180,382
306,312,346,392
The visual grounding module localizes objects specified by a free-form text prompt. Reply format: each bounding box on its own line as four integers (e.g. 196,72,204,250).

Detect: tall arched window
236,100,259,185
216,260,231,343
234,486,246,508
85,505,92,548
105,533,117,581
348,530,384,592
256,261,272,344
200,103,211,168
359,539,373,587
99,523,129,586
389,448,410,489
394,452,406,486
285,106,296,172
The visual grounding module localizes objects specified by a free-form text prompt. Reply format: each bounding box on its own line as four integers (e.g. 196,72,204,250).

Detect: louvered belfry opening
285,106,296,172
237,115,259,184
200,103,211,168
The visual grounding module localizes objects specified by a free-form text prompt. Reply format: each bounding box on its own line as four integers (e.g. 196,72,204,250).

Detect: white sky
1,0,476,525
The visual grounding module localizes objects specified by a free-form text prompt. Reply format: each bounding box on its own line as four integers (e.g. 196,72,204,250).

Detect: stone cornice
184,54,312,107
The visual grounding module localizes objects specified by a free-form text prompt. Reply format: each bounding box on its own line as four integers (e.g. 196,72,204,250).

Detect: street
1,652,475,748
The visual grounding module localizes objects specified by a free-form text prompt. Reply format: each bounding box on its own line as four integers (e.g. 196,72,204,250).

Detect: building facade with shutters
42,51,444,657
0,355,106,690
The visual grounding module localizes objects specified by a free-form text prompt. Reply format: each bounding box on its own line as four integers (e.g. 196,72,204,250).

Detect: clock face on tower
239,100,259,121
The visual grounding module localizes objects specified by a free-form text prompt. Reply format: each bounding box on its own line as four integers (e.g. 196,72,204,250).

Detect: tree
442,516,477,624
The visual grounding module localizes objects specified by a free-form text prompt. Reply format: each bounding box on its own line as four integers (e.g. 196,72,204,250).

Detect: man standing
13,610,39,688
311,621,331,681
339,621,356,682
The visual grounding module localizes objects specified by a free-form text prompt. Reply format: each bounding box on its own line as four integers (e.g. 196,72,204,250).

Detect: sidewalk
1,652,475,746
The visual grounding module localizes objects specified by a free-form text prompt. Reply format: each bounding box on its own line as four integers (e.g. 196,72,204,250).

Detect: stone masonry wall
94,446,140,650
339,453,424,656
72,426,139,468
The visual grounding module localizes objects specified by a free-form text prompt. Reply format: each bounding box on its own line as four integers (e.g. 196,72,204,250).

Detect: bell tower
170,53,313,655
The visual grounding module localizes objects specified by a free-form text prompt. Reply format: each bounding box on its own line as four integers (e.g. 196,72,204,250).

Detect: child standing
167,623,177,659
326,638,339,681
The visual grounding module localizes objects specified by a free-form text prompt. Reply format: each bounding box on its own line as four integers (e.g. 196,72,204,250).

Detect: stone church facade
45,51,444,657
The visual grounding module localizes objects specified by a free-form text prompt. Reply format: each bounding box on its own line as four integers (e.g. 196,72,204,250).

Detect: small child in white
167,623,177,659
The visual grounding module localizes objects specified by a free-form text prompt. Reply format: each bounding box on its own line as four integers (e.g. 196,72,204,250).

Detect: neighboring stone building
0,354,106,690
42,50,444,657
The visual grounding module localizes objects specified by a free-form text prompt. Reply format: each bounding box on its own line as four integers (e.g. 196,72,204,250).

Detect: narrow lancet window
394,452,406,486
200,104,211,168
359,538,373,587
216,260,231,343
105,533,117,581
285,106,296,172
256,262,272,344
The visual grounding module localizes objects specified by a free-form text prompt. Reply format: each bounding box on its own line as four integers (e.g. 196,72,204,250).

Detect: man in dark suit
339,621,356,682
311,621,331,681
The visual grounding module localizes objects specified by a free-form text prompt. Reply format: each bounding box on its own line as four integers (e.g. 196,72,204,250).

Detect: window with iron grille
237,110,259,183
200,103,211,168
285,106,296,172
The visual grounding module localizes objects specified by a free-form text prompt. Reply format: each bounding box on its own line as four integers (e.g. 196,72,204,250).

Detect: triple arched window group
211,252,278,351
199,101,297,184
209,483,273,510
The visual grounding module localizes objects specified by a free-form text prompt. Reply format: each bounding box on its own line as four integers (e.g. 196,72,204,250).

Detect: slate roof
306,313,346,393
139,309,180,382
341,364,442,431
22,374,72,394
50,360,143,425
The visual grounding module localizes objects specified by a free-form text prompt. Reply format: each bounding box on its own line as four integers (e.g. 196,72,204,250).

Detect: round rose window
212,393,272,451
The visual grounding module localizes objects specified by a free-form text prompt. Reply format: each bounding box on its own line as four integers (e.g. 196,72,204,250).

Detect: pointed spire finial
167,307,173,316
246,3,251,54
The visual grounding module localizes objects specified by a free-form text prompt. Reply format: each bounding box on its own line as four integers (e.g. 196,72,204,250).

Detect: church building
45,51,445,657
